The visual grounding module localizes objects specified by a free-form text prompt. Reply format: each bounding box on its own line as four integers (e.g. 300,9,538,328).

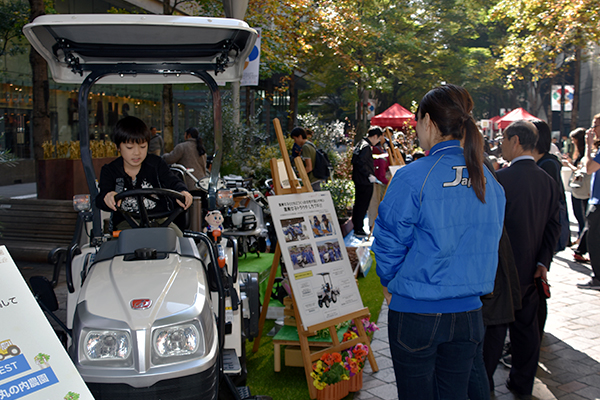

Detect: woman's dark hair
416,84,486,202
112,116,151,146
533,120,552,154
570,127,586,160
185,127,206,156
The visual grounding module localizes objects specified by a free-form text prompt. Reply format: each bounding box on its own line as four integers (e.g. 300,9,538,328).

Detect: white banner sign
551,85,574,112
241,27,261,87
0,246,94,400
268,192,364,329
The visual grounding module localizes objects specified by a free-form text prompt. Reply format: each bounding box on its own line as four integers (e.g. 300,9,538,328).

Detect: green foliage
322,179,355,220
0,0,29,57
0,149,17,166
194,91,270,179
297,113,345,155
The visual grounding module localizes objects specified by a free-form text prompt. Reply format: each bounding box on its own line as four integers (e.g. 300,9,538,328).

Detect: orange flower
320,353,334,366
332,352,342,363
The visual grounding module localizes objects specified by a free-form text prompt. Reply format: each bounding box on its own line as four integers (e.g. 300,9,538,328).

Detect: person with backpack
351,126,383,237
291,127,330,191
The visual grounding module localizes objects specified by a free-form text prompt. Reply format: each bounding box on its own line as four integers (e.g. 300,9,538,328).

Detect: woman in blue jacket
373,84,506,399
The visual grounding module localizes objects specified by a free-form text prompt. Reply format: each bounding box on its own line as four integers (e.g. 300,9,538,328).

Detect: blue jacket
373,140,506,314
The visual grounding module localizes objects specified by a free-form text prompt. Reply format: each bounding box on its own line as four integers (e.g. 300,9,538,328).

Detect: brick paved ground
356,248,600,400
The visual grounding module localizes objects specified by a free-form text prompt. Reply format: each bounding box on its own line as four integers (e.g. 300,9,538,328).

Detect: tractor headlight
153,323,201,358
84,330,131,360
217,189,234,207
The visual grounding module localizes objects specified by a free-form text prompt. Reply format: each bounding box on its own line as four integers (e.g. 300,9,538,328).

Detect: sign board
366,100,376,119
241,27,261,86
551,85,574,111
0,246,94,400
268,192,364,329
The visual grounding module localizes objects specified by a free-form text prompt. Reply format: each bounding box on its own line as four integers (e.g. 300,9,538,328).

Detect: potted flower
341,318,378,392
348,317,379,338
311,352,350,400
342,339,370,392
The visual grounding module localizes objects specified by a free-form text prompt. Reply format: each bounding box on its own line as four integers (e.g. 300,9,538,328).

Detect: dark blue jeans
388,308,485,400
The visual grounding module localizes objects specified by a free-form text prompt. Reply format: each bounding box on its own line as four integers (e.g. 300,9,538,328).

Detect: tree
160,0,192,151
29,0,51,161
490,0,600,127
0,1,28,57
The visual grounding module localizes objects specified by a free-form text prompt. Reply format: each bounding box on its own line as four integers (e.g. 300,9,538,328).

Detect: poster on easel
0,246,94,400
268,191,364,330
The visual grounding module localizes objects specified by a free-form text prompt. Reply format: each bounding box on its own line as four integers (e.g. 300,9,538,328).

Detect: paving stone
558,394,589,400
557,381,588,393
365,383,398,399
577,373,600,387
574,386,600,399
552,348,590,362
369,339,389,352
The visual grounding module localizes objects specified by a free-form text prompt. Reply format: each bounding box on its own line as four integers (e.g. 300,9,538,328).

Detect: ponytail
463,118,486,203
418,84,487,203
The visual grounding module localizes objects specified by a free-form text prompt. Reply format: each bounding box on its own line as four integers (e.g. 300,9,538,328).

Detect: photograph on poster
288,244,317,269
281,217,310,242
311,213,335,237
317,239,343,264
268,191,365,329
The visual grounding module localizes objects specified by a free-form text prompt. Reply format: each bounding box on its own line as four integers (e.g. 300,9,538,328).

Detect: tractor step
223,348,242,374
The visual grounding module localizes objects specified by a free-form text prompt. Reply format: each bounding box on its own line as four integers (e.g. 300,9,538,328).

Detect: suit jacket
497,159,561,289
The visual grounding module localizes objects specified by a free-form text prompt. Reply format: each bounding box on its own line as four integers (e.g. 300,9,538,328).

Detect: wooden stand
252,118,378,399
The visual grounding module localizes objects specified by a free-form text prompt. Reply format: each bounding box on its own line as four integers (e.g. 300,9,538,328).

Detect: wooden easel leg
299,330,318,399
252,244,282,353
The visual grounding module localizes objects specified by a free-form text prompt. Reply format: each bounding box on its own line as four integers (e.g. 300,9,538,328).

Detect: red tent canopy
370,103,416,129
496,108,540,130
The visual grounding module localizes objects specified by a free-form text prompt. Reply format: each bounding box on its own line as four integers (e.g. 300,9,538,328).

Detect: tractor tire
318,300,323,308
324,298,330,308
331,293,337,303
0,354,4,361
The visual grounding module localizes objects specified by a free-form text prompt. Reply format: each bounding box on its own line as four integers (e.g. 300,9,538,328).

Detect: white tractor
24,14,264,400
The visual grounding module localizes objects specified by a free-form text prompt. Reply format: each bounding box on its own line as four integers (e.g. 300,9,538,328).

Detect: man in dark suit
489,120,561,397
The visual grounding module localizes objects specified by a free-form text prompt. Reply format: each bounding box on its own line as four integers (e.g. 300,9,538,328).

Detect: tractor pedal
236,386,251,399
223,348,242,374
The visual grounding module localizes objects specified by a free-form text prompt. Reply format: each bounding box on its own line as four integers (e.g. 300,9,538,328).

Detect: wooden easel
252,118,378,399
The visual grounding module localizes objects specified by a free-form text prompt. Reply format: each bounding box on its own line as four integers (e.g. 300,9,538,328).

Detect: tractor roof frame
24,14,258,239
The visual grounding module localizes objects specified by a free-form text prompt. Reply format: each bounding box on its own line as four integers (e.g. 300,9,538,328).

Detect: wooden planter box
37,157,117,200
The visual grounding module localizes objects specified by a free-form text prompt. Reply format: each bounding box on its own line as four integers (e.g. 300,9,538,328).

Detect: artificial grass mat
243,260,384,400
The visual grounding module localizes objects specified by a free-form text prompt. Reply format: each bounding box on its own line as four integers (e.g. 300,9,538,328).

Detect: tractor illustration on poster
317,273,340,308
0,339,21,361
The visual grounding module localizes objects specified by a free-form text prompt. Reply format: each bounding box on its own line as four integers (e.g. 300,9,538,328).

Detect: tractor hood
23,14,257,84
79,255,210,330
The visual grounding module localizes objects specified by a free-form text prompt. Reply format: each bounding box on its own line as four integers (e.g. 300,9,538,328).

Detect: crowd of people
334,84,600,399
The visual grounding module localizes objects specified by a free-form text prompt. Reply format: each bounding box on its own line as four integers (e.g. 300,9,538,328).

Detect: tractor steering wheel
114,188,185,229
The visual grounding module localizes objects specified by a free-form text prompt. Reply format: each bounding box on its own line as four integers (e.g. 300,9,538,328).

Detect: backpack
308,142,331,180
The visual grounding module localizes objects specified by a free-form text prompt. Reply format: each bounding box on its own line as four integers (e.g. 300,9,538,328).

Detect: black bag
309,143,331,180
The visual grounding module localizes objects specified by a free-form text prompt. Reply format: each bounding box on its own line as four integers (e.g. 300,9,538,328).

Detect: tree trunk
29,0,50,161
287,72,296,131
571,48,581,131
162,0,175,151
162,84,174,152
